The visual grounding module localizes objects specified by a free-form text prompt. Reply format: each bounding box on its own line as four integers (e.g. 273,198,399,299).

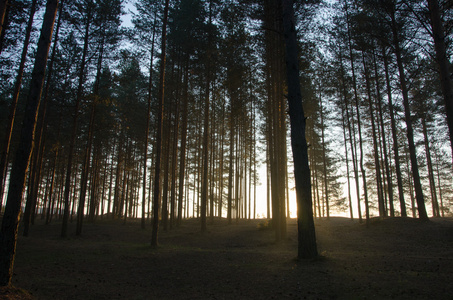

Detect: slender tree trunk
76,101,96,235
389,3,428,220
0,0,8,39
362,52,385,217
345,3,368,222
0,0,38,210
281,0,317,259
319,93,329,219
0,0,58,286
373,48,392,217
170,93,180,229
177,65,189,226
24,0,64,235
427,0,453,160
151,0,170,247
218,94,225,219
339,49,361,221
341,97,353,219
142,20,156,229
422,118,439,217
227,103,234,224
61,3,92,237
382,46,406,217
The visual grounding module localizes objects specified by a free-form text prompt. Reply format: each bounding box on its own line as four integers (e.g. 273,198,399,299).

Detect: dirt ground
3,216,453,299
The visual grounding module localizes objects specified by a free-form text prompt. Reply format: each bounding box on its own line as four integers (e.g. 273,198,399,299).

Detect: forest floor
1,215,453,299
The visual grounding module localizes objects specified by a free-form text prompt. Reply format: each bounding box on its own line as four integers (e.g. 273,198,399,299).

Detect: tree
427,0,453,159
281,0,317,259
151,0,170,247
0,0,38,213
0,0,59,286
387,0,428,220
61,0,94,237
0,0,8,40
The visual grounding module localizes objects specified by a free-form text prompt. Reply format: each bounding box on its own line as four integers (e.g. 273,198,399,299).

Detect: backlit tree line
0,0,452,285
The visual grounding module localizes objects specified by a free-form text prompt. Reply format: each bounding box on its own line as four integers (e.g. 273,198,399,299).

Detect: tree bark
0,0,58,286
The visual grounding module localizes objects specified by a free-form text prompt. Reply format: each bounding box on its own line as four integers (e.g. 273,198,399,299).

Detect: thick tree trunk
0,0,58,286
281,0,317,259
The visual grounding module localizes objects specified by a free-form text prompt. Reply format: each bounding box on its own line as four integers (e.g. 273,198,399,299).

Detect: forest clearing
1,216,452,299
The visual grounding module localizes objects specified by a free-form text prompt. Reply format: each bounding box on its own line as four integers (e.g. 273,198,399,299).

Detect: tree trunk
76,101,96,235
427,0,453,161
382,46,406,217
339,49,361,221
373,48,393,217
0,0,58,286
61,2,92,237
0,0,8,39
281,0,317,259
142,16,156,229
0,0,38,211
362,52,385,217
151,0,170,247
177,65,189,226
422,118,439,217
24,0,64,235
389,3,428,220
340,95,353,219
319,93,329,219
